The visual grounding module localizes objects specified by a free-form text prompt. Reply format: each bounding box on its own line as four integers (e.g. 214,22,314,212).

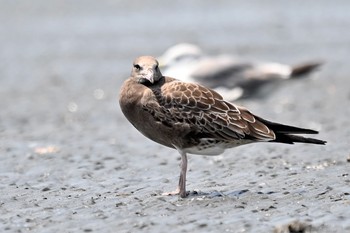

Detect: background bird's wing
191,57,252,89
143,80,276,141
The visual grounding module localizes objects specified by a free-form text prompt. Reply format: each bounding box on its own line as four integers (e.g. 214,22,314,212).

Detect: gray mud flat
0,1,349,232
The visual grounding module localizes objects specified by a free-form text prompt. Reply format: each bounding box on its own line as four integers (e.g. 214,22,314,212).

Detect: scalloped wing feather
143,80,275,142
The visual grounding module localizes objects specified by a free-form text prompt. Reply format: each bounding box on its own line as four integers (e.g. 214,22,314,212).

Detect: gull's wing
142,80,276,142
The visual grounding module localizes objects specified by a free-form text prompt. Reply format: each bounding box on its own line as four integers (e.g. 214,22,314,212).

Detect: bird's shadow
187,189,249,199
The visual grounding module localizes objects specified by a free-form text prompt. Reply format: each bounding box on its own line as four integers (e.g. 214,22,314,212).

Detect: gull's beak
142,68,155,84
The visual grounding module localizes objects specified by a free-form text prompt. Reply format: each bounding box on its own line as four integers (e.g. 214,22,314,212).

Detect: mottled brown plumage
119,56,326,198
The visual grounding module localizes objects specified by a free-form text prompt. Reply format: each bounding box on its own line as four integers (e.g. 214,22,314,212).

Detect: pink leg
162,150,188,198
178,151,188,198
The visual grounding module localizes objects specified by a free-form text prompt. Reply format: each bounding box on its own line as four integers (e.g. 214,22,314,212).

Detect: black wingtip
273,134,327,145
254,115,326,145
254,116,320,135
291,61,323,78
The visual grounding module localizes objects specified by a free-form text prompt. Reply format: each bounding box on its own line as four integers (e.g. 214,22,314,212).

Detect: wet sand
0,1,349,232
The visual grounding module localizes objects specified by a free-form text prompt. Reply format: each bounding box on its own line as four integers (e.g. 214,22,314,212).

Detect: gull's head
158,43,203,68
131,56,163,85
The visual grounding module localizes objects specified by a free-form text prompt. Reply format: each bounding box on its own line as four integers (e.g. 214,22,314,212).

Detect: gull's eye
155,65,159,71
134,64,141,70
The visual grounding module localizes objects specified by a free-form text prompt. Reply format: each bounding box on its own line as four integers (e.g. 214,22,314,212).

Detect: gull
158,43,322,101
119,56,326,198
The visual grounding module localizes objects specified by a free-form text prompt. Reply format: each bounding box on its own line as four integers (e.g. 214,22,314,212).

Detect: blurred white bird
158,43,322,101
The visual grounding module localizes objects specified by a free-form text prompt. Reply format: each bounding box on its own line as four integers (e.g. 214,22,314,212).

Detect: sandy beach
0,1,349,232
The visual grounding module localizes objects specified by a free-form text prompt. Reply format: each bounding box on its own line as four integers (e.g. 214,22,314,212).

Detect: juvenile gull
119,56,326,198
158,43,322,101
